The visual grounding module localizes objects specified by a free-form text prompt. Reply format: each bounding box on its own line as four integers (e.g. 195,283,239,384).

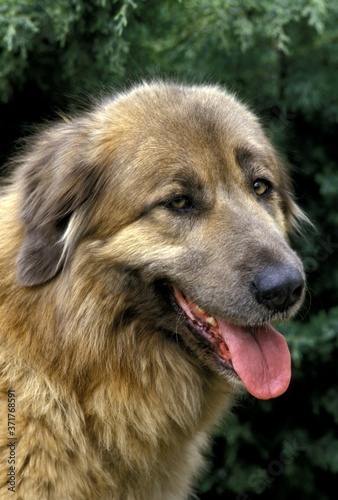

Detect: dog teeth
193,303,217,327
195,305,206,314
206,316,217,327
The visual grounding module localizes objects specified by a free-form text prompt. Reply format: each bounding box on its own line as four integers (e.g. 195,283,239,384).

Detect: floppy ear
17,221,67,287
15,121,102,287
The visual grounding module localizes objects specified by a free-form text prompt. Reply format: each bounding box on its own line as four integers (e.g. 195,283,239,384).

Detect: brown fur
0,82,305,499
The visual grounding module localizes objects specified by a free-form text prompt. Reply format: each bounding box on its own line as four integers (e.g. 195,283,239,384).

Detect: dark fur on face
0,82,307,499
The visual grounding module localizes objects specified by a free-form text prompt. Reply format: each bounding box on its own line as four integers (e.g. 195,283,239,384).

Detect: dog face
15,82,306,400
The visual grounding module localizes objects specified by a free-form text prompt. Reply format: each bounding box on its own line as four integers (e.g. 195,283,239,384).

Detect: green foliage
0,0,137,102
124,0,338,114
1,0,338,498
281,308,338,369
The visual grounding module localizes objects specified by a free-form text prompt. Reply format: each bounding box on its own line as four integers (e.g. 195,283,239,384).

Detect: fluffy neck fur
0,190,233,499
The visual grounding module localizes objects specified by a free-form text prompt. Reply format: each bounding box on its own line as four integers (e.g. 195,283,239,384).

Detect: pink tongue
217,320,291,400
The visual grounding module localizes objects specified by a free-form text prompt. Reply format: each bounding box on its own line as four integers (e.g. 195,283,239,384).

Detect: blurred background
0,1,337,498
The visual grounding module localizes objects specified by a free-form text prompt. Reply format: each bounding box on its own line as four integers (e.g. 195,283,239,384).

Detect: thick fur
0,82,305,499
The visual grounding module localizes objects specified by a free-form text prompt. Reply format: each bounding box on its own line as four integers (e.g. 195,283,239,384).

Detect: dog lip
169,286,237,372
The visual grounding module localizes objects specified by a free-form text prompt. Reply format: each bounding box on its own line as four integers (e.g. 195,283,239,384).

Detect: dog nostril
252,265,305,312
292,284,303,301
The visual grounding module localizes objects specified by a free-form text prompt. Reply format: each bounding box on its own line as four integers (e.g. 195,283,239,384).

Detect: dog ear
279,161,311,235
15,121,102,287
284,194,310,235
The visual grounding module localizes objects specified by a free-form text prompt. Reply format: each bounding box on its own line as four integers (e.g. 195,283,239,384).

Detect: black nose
252,264,305,311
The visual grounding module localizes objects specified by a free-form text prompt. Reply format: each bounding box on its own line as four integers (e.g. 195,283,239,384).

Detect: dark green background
1,1,337,498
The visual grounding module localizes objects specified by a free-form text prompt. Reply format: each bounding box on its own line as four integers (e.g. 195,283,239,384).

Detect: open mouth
171,287,291,401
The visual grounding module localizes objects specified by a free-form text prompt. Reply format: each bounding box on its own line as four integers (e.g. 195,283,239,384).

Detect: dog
0,81,306,499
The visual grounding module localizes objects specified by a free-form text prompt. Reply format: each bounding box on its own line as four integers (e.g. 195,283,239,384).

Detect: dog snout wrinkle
252,264,305,311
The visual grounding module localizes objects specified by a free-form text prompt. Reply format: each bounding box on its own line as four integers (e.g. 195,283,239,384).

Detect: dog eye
253,179,272,197
166,196,194,211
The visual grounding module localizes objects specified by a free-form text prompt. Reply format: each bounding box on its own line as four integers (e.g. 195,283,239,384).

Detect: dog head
15,82,306,399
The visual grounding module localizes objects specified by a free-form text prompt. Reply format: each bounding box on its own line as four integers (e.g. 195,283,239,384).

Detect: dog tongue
217,320,291,400
173,288,291,400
